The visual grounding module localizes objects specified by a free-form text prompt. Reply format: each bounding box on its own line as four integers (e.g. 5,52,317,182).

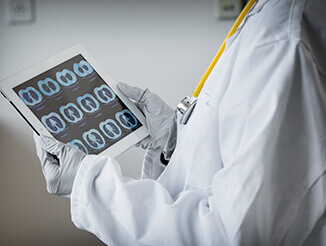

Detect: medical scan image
73,60,94,77
83,129,106,150
18,86,43,106
94,84,116,103
59,102,84,123
41,112,66,134
116,109,138,129
38,78,61,96
14,55,142,154
77,93,100,113
56,69,78,86
99,119,122,139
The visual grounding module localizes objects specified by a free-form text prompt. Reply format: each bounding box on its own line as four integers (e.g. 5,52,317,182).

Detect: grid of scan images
14,55,142,155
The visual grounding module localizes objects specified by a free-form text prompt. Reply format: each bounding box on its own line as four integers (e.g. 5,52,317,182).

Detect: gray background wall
0,0,233,244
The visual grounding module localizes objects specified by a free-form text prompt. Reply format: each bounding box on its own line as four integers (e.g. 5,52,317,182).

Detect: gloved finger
34,134,59,171
117,82,163,115
33,131,40,139
34,133,48,163
42,151,60,176
34,132,43,157
117,82,147,102
33,132,42,148
38,135,66,158
135,136,151,149
44,158,60,195
135,101,146,115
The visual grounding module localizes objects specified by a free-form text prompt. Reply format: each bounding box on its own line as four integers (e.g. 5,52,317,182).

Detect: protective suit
38,0,326,245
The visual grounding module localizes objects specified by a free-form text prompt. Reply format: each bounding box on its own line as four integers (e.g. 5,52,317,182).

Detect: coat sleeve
71,154,229,245
70,40,326,245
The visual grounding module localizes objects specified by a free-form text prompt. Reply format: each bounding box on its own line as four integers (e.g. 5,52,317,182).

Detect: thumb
39,135,65,157
117,82,147,102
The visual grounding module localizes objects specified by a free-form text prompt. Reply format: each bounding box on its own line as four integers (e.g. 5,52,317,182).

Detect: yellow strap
192,0,257,98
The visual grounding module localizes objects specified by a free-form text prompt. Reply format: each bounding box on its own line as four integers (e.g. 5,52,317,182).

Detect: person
34,0,326,245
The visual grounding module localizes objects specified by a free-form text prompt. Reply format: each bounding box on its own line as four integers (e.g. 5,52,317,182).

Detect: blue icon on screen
56,69,77,86
59,103,83,123
94,85,116,104
77,94,100,113
99,119,122,139
68,139,88,154
83,129,105,150
73,60,94,77
18,87,43,106
116,109,138,129
38,78,60,96
41,112,66,134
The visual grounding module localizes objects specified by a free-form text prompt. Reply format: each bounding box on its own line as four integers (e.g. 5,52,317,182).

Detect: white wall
0,0,233,244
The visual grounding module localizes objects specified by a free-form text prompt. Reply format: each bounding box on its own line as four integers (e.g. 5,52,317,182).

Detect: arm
71,155,228,245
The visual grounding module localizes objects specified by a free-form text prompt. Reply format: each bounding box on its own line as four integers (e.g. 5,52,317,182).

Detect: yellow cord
192,0,257,98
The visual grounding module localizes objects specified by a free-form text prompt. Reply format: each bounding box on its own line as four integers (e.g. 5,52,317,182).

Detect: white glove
34,133,86,198
117,82,177,155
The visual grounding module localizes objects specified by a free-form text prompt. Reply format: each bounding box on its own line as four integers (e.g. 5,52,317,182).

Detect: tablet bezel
0,44,149,158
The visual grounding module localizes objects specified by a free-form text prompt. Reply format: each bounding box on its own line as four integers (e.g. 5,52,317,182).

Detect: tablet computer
0,44,149,157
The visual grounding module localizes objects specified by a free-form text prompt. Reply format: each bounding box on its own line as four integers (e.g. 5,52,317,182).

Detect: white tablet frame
0,44,149,158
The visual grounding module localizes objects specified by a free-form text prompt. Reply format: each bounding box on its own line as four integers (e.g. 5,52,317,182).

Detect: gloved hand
34,133,86,198
117,82,177,154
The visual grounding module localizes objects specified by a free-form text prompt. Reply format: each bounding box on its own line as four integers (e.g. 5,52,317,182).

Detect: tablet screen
13,55,142,155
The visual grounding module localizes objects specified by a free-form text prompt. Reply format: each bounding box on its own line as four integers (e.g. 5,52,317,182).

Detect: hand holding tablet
0,44,148,157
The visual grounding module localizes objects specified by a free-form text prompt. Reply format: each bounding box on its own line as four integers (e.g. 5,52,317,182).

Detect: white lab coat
70,0,326,245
